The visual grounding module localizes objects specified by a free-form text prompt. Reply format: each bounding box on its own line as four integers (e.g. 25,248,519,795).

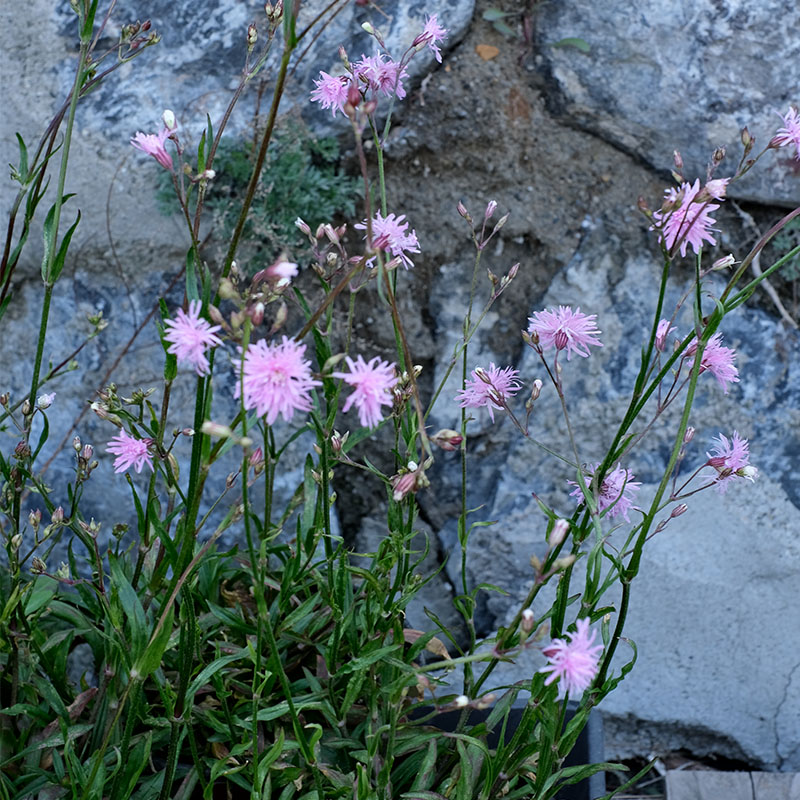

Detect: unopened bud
28,509,41,529
247,23,258,49
739,465,758,481
529,378,543,403
673,150,683,170
295,217,312,236
712,146,726,164
80,444,94,461
431,429,463,452
548,518,569,548
0,392,8,406
21,400,31,416
670,503,688,518
10,534,22,551
491,212,509,234
474,692,496,710
521,608,535,633
457,200,472,222
31,557,47,574
683,426,695,443
201,421,233,439
347,83,361,109
52,506,65,524
454,695,469,708
36,392,55,410
226,472,237,489
553,554,576,570
162,109,177,131
484,200,497,219
711,253,735,270
331,430,349,454
741,126,752,148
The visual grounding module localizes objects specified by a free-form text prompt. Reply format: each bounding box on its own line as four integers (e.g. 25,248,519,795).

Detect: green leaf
493,20,518,38
23,576,58,615
13,132,29,183
109,554,148,660
551,37,591,53
133,601,175,678
49,209,81,284
482,8,510,21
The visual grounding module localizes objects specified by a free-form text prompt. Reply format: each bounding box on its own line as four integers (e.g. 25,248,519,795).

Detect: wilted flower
528,306,603,360
655,319,676,352
539,618,603,699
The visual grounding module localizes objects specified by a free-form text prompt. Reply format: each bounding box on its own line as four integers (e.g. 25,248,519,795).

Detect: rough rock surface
534,0,800,206
1,0,800,776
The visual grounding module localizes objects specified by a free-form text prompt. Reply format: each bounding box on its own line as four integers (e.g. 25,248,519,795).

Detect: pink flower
355,212,421,269
539,618,603,699
705,178,729,200
684,332,739,393
235,336,321,425
706,431,757,493
130,126,173,171
332,355,398,428
651,179,719,257
164,300,223,376
655,318,676,352
413,14,449,62
455,363,522,422
310,71,350,117
107,430,154,474
569,463,641,522
354,53,408,99
527,306,603,360
772,107,800,159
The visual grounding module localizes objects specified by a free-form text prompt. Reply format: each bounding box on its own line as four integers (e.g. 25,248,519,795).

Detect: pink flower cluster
455,363,522,422
528,306,603,360
707,431,757,493
310,15,448,118
569,463,641,522
355,212,421,269
235,337,321,425
333,355,397,428
651,179,720,258
684,332,739,393
539,618,603,699
163,300,223,376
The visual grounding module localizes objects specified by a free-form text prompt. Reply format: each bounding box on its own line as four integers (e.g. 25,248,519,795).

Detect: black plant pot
413,702,604,800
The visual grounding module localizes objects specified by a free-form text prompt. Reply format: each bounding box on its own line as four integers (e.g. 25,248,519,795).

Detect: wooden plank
666,770,800,800
666,770,753,800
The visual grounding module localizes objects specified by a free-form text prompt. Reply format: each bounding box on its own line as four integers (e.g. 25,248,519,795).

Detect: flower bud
295,217,312,237
10,534,22,551
670,503,688,518
521,608,535,633
201,421,233,439
711,253,736,270
80,444,94,461
37,392,55,410
454,695,469,708
431,429,463,451
457,200,472,222
548,518,569,548
0,392,8,406
21,400,31,416
484,200,497,219
52,506,65,524
31,557,47,574
247,23,258,49
712,146,726,164
28,509,41,529
673,150,683,170
739,465,758,481
162,109,177,131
